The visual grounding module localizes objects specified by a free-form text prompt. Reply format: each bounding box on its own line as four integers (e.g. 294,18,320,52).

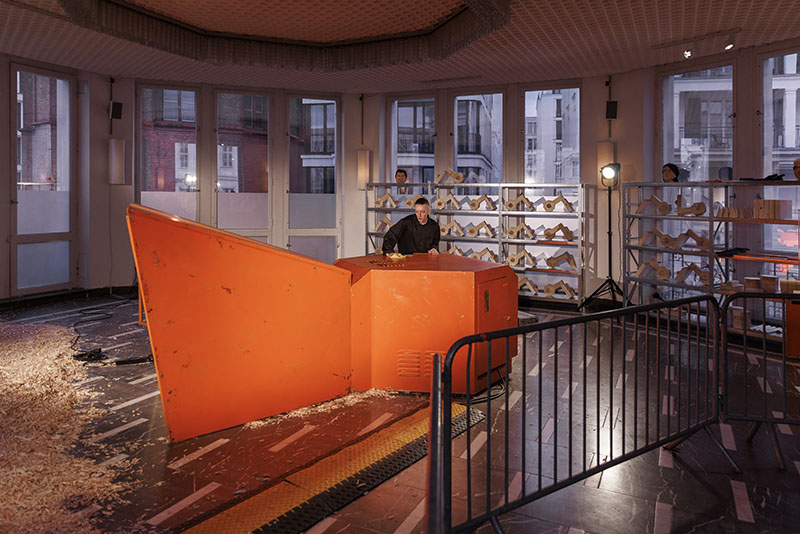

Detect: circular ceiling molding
57,0,510,71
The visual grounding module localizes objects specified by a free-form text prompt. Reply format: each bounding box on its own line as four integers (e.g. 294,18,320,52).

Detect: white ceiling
1,0,800,93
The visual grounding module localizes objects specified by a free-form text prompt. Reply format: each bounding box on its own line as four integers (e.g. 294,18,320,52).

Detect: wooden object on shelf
635,195,671,215
435,168,465,184
730,306,750,330
506,194,534,211
470,247,498,263
518,277,538,295
433,193,461,210
546,251,577,270
405,194,424,208
681,229,710,250
716,205,752,219
675,194,707,216
544,280,576,299
720,281,743,292
440,220,465,237
446,246,465,256
635,259,671,280
743,277,761,291
760,275,778,292
506,222,535,240
754,199,792,219
674,264,711,285
508,250,536,268
541,195,575,213
543,223,574,241
374,217,393,233
780,279,800,293
639,229,674,247
375,192,397,208
469,194,497,211
467,221,496,238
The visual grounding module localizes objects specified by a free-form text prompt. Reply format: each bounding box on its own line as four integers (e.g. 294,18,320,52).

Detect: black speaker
605,101,618,119
110,101,123,120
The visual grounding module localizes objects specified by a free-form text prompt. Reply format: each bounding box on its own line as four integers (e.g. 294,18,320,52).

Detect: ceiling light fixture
683,49,693,59
724,33,736,51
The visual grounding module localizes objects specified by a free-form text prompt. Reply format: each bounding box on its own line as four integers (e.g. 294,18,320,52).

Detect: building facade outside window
455,93,502,195
524,89,580,183
390,98,435,186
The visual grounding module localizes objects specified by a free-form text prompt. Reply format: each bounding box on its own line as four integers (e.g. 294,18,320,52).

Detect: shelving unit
366,182,586,304
622,181,800,318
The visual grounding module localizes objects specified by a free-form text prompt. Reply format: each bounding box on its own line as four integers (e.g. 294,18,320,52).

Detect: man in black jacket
382,197,440,255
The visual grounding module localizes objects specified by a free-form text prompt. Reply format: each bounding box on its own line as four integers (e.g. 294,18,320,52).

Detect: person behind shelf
793,157,800,180
382,197,440,255
662,163,680,183
395,168,409,194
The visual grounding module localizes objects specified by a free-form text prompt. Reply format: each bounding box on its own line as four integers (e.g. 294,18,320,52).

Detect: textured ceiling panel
2,0,800,94
124,0,465,42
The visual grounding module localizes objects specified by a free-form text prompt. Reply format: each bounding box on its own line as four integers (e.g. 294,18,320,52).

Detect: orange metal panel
127,204,352,442
336,254,518,394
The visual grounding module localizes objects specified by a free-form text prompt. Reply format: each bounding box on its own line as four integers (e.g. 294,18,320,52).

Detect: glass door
11,67,76,295
286,97,339,263
215,92,270,238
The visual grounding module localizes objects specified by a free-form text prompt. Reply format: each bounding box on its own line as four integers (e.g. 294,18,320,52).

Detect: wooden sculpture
518,277,538,295
542,195,575,213
375,192,397,209
439,220,465,237
682,229,710,250
546,252,577,270
639,229,675,248
435,168,465,184
544,280,576,299
716,205,751,219
675,264,711,285
467,221,496,238
433,193,461,210
506,194,534,211
470,247,498,263
405,194,424,208
675,194,706,216
505,222,535,240
634,259,671,280
374,217,393,233
508,250,537,268
446,246,466,256
635,195,671,215
543,223,574,241
469,194,497,211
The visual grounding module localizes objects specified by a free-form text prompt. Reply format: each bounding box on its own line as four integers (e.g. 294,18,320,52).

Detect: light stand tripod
578,165,624,310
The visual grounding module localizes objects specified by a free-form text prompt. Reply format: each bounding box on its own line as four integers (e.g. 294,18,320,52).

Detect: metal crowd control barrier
720,292,800,470
428,296,736,534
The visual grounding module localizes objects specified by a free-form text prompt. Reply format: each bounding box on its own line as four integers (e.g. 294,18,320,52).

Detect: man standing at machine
382,197,440,255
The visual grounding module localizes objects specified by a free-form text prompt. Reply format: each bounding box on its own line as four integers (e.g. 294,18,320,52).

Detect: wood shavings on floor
243,388,399,429
0,322,127,533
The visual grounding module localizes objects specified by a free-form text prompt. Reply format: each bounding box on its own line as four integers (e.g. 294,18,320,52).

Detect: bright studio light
600,163,620,188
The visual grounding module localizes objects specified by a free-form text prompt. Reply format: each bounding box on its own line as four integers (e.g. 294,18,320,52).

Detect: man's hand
428,248,439,255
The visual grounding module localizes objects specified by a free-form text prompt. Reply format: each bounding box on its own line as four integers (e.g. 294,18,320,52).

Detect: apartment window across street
391,98,435,191
163,90,196,122
524,89,580,183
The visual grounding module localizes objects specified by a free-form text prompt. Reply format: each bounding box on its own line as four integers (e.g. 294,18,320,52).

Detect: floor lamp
578,163,624,310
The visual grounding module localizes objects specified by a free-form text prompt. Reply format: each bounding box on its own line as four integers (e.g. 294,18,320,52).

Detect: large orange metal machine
127,204,517,441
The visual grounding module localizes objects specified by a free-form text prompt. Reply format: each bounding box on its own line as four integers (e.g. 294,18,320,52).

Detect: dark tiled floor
2,295,799,533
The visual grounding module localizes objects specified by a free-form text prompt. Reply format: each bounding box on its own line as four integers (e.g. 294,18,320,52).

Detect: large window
455,93,502,193
390,98,435,184
524,89,580,183
288,97,337,229
662,66,733,181
140,87,198,220
216,92,269,230
763,52,800,252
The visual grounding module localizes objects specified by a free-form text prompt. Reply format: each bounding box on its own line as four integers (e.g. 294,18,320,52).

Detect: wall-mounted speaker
605,101,618,120
110,101,123,120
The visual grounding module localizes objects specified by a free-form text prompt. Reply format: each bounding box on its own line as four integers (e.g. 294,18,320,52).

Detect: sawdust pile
0,322,124,533
243,388,399,430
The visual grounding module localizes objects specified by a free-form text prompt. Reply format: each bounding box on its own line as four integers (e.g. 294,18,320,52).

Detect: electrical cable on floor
457,374,507,405
69,298,144,365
